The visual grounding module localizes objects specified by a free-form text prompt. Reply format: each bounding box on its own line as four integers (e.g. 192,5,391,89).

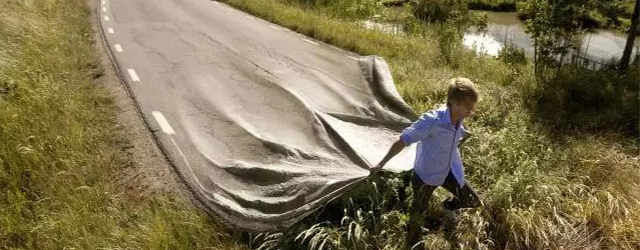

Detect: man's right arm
370,112,435,175
372,139,407,173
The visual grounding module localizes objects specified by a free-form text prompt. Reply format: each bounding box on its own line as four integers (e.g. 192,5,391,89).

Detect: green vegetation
465,0,636,32
287,0,384,19
517,0,590,79
220,0,639,249
0,0,245,248
515,0,636,31
468,0,517,12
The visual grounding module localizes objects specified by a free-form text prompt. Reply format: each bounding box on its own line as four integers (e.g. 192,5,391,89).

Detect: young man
371,77,482,249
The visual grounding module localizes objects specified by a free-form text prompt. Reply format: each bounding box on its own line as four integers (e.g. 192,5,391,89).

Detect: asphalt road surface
98,0,418,231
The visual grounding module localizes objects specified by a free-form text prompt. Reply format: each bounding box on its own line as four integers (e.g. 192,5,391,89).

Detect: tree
619,0,639,73
517,0,592,81
412,0,487,65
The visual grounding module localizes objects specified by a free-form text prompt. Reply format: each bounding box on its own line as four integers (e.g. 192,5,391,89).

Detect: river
464,12,639,63
362,11,639,65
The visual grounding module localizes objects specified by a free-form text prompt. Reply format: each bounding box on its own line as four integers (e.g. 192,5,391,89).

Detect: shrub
532,66,639,134
412,0,469,23
498,44,527,65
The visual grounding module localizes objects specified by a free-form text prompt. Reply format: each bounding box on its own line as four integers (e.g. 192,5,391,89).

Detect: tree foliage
517,0,593,80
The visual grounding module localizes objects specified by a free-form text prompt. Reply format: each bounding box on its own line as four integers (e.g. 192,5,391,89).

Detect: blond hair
447,77,478,107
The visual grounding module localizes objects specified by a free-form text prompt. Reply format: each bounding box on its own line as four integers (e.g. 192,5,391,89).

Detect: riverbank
467,0,636,32
360,10,638,67
466,11,639,64
0,0,246,248
220,0,640,249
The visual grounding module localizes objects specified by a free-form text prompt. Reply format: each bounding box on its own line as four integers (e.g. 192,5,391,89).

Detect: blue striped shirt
400,105,468,187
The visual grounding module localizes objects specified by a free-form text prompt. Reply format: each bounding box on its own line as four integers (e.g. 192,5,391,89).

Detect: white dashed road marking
349,56,358,60
152,111,176,135
270,25,281,30
104,16,110,21
246,16,254,20
107,28,114,34
127,69,140,82
114,44,123,52
102,7,106,12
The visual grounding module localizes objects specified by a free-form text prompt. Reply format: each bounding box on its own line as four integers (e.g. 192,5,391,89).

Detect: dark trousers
405,171,481,249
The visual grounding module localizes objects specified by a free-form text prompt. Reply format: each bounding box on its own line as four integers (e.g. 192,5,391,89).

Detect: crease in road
99,0,419,231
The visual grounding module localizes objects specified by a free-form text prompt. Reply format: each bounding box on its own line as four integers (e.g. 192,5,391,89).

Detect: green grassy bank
0,0,245,248
218,0,640,249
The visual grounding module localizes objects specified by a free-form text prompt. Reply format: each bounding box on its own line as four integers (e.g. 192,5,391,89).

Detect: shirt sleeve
400,112,436,145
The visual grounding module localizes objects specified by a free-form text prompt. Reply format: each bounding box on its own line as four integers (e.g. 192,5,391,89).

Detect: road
98,0,417,231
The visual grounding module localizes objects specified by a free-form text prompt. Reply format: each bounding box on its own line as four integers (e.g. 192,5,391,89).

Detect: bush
412,0,469,23
516,0,634,30
532,66,639,134
287,0,383,19
468,0,517,12
498,44,527,65
435,22,464,66
412,0,488,67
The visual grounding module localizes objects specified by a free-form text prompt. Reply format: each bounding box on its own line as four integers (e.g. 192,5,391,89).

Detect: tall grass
219,0,640,249
0,0,245,248
284,0,384,19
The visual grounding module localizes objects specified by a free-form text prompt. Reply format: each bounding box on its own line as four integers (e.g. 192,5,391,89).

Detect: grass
0,0,245,248
218,0,640,249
